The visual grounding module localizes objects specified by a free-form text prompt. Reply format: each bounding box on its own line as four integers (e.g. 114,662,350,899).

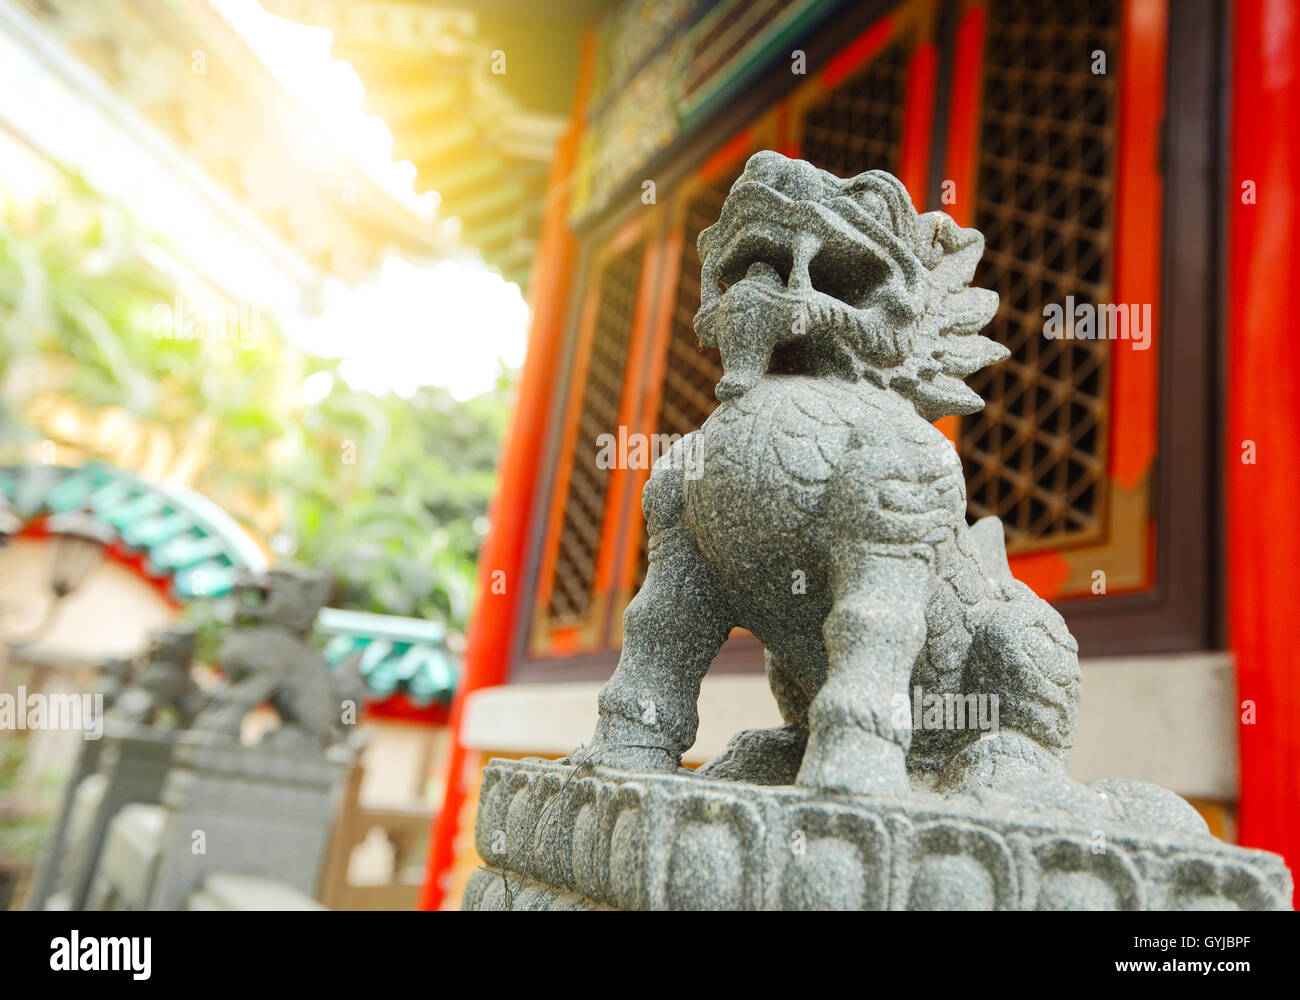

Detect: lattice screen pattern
799,41,908,178
547,242,646,623
633,169,742,589
958,0,1119,551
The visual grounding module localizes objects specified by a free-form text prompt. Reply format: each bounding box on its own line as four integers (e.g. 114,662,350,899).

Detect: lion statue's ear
890,210,1006,421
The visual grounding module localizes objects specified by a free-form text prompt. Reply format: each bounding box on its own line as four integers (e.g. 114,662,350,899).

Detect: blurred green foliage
0,170,510,635
0,736,56,873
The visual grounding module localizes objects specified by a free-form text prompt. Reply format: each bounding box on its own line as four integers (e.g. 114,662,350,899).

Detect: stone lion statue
584,151,1202,833
109,624,207,727
191,567,347,748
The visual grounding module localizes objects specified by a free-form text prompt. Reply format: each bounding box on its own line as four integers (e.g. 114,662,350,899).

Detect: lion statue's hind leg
937,516,1081,794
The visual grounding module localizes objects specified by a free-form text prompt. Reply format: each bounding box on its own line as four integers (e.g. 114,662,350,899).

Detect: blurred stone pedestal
30,721,182,910
87,735,351,909
463,758,1292,911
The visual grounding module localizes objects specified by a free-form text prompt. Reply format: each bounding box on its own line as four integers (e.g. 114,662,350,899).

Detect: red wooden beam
932,4,985,445
899,40,936,211
1228,0,1300,905
419,32,599,910
820,16,895,90
941,2,985,229
1109,0,1165,492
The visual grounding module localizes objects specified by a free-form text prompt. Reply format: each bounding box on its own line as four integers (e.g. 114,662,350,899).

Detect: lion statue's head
694,150,1006,421
230,567,331,635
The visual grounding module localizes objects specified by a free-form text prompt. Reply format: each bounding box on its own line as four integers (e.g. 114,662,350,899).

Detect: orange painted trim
820,16,896,90
1006,550,1072,602
1228,0,1300,905
614,226,684,604
1108,0,1166,490
530,277,606,624
606,213,646,254
546,624,583,656
899,40,937,210
776,102,796,157
933,415,959,442
420,30,598,911
941,3,985,227
700,128,755,184
591,225,663,611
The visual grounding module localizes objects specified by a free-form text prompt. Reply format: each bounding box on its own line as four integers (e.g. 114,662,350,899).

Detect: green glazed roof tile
4,463,459,707
101,492,164,531
121,511,191,549
315,619,459,707
358,638,396,676
323,633,362,665
151,533,226,571
173,561,238,598
43,471,98,512
89,480,134,513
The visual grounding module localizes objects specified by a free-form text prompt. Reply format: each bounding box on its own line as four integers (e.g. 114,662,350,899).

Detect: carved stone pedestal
87,735,351,910
30,722,183,910
463,758,1293,911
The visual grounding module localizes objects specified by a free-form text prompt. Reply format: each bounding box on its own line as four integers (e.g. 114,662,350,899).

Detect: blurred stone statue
109,624,206,728
93,655,132,711
191,567,348,747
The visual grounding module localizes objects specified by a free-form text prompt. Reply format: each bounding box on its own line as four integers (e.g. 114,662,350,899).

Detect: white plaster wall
0,537,177,663
462,652,1240,800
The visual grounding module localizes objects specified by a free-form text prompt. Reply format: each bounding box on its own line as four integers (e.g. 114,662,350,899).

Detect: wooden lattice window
799,40,908,178
546,240,646,623
632,170,742,588
958,0,1120,552
656,177,737,443
629,35,915,590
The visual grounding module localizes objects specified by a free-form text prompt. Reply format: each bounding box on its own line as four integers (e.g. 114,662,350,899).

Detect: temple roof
0,462,456,708
7,0,447,295
260,0,608,288
9,0,608,293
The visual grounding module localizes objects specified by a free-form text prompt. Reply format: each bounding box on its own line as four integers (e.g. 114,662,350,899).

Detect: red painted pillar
1228,0,1300,902
898,40,936,212
419,33,597,910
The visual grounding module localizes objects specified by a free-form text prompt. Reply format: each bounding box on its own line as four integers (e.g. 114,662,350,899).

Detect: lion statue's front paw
569,740,680,774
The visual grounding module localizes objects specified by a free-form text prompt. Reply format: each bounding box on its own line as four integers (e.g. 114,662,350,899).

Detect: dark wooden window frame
512,0,1222,682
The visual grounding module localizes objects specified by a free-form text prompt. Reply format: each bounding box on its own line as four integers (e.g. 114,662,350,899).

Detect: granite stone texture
86,735,350,910
464,758,1292,911
466,153,1292,910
